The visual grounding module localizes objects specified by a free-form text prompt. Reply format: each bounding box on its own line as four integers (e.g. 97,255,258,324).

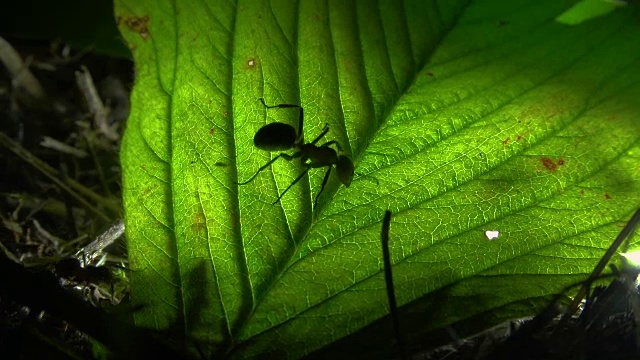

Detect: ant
237,98,354,208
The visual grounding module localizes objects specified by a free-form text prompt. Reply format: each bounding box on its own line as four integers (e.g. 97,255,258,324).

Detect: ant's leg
259,97,301,110
279,152,301,161
319,140,341,151
309,123,330,145
272,168,310,204
237,151,302,185
319,137,348,154
314,166,332,209
259,98,305,143
237,154,282,185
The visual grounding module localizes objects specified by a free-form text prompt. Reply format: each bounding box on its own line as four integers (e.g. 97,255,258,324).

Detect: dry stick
381,210,407,360
40,136,88,158
85,133,112,197
562,207,640,320
0,132,118,220
0,35,48,107
0,252,189,360
75,66,119,141
78,218,125,263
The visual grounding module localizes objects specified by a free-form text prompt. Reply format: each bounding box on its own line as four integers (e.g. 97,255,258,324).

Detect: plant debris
0,34,132,359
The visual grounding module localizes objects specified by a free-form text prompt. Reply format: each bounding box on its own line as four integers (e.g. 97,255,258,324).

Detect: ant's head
336,155,354,187
253,122,298,151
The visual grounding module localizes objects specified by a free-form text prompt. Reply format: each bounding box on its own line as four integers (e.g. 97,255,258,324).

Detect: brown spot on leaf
143,184,158,196
604,193,611,200
209,128,215,135
246,58,257,69
503,137,510,146
542,157,557,171
124,15,150,40
190,211,207,234
521,93,571,123
541,157,565,172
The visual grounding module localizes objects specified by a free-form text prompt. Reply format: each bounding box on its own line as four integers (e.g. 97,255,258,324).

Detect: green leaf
555,0,627,25
116,0,640,358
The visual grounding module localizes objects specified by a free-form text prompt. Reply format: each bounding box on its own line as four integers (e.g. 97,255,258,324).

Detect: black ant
237,98,354,208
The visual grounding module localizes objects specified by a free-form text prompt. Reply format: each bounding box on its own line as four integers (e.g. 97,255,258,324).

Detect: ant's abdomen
253,122,297,151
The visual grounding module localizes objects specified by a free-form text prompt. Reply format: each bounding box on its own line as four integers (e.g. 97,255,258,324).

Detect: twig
381,210,407,360
40,136,88,158
562,208,640,320
0,35,49,109
0,131,120,219
78,219,125,263
32,219,63,249
75,66,119,141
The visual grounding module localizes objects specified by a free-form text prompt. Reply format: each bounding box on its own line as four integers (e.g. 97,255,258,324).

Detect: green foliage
556,0,628,25
116,0,640,358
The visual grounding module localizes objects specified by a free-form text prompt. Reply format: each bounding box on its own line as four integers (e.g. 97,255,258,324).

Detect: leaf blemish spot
541,157,558,171
190,211,207,234
123,15,150,40
246,58,257,68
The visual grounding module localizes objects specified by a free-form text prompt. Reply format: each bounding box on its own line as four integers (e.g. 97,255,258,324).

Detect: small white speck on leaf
485,230,500,240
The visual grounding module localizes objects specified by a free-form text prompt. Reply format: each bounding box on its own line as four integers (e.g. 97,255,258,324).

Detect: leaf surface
116,0,640,358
